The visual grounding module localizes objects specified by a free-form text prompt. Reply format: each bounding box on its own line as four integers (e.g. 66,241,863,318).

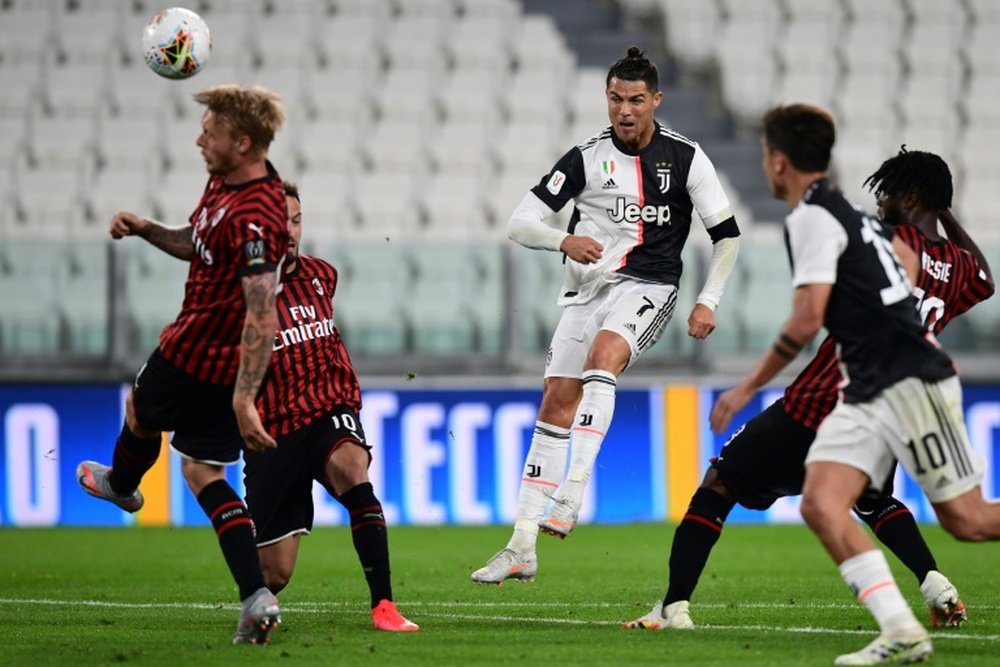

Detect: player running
626,148,993,633
699,104,1000,665
244,181,418,633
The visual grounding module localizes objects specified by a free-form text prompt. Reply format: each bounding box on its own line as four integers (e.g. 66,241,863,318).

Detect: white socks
559,369,617,503
508,420,569,554
839,550,923,635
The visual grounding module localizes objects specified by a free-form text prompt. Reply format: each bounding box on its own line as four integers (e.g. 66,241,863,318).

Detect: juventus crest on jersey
530,121,737,306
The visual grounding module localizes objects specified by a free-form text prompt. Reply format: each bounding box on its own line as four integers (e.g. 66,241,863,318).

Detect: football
141,7,211,80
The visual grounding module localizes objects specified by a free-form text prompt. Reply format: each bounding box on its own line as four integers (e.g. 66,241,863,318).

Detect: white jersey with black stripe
530,122,736,306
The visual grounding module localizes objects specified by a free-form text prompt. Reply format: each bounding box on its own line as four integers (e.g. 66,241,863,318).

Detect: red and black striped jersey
894,223,995,335
257,254,361,437
784,221,993,430
158,162,288,386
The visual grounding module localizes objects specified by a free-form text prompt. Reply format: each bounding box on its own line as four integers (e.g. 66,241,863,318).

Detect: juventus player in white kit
472,47,741,584
711,104,1000,665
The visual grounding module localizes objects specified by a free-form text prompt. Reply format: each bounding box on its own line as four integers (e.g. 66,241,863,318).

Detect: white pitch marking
0,598,998,642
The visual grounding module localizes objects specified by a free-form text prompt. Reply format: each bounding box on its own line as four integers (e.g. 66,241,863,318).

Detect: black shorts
131,349,243,464
712,398,817,510
243,405,371,547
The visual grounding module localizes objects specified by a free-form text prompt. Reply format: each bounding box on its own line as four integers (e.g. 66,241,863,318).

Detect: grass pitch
3,523,998,666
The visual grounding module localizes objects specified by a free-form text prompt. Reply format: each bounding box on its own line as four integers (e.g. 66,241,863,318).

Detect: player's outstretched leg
76,461,145,513
471,421,568,582
233,587,281,645
540,370,616,538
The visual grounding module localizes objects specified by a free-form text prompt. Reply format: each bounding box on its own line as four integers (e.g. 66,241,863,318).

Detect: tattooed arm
109,211,195,261
232,271,280,452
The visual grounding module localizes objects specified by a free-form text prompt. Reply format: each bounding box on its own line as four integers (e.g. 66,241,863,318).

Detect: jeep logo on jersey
657,168,671,193
607,198,672,226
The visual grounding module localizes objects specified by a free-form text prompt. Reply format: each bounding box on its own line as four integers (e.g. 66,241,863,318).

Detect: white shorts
545,279,678,379
805,375,984,503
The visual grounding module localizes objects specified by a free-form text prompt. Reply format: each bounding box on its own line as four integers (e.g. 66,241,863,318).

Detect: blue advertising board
1,382,997,527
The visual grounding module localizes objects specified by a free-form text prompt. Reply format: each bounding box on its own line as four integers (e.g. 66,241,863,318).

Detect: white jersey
530,122,737,305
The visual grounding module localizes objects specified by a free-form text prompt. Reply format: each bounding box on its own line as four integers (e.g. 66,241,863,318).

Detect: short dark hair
606,46,658,92
863,146,953,211
762,103,835,172
283,179,300,202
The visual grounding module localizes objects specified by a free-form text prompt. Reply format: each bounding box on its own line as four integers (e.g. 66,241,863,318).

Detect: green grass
2,524,998,666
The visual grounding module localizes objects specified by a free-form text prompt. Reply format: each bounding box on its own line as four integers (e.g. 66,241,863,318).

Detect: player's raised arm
109,211,195,260
939,208,995,291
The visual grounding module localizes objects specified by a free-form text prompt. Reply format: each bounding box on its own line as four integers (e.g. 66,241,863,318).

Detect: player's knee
124,391,154,438
799,493,831,529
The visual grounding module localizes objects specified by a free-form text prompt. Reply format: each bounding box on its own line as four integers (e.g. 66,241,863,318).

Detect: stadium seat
95,114,162,171
483,171,537,227
962,74,1000,128
455,0,519,21
327,240,410,354
958,126,1000,177
294,170,355,241
835,72,903,129
86,167,154,230
492,119,561,176
839,21,903,72
325,0,394,18
436,69,505,128
372,69,441,125
500,69,573,124
149,169,211,225
296,118,358,172
313,14,382,75
304,65,376,120
248,11,319,68
418,172,492,239
730,233,793,352
0,237,67,354
444,17,512,74
901,23,965,77
0,6,57,64
10,167,85,235
381,16,450,75
783,0,843,22
426,120,495,177
507,14,575,75
349,171,422,239
53,8,126,66
0,62,44,117
566,68,612,129
657,0,720,68
362,120,430,175
391,0,457,19
193,8,252,67
405,241,505,354
27,114,98,170
967,0,1000,21
507,243,564,353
